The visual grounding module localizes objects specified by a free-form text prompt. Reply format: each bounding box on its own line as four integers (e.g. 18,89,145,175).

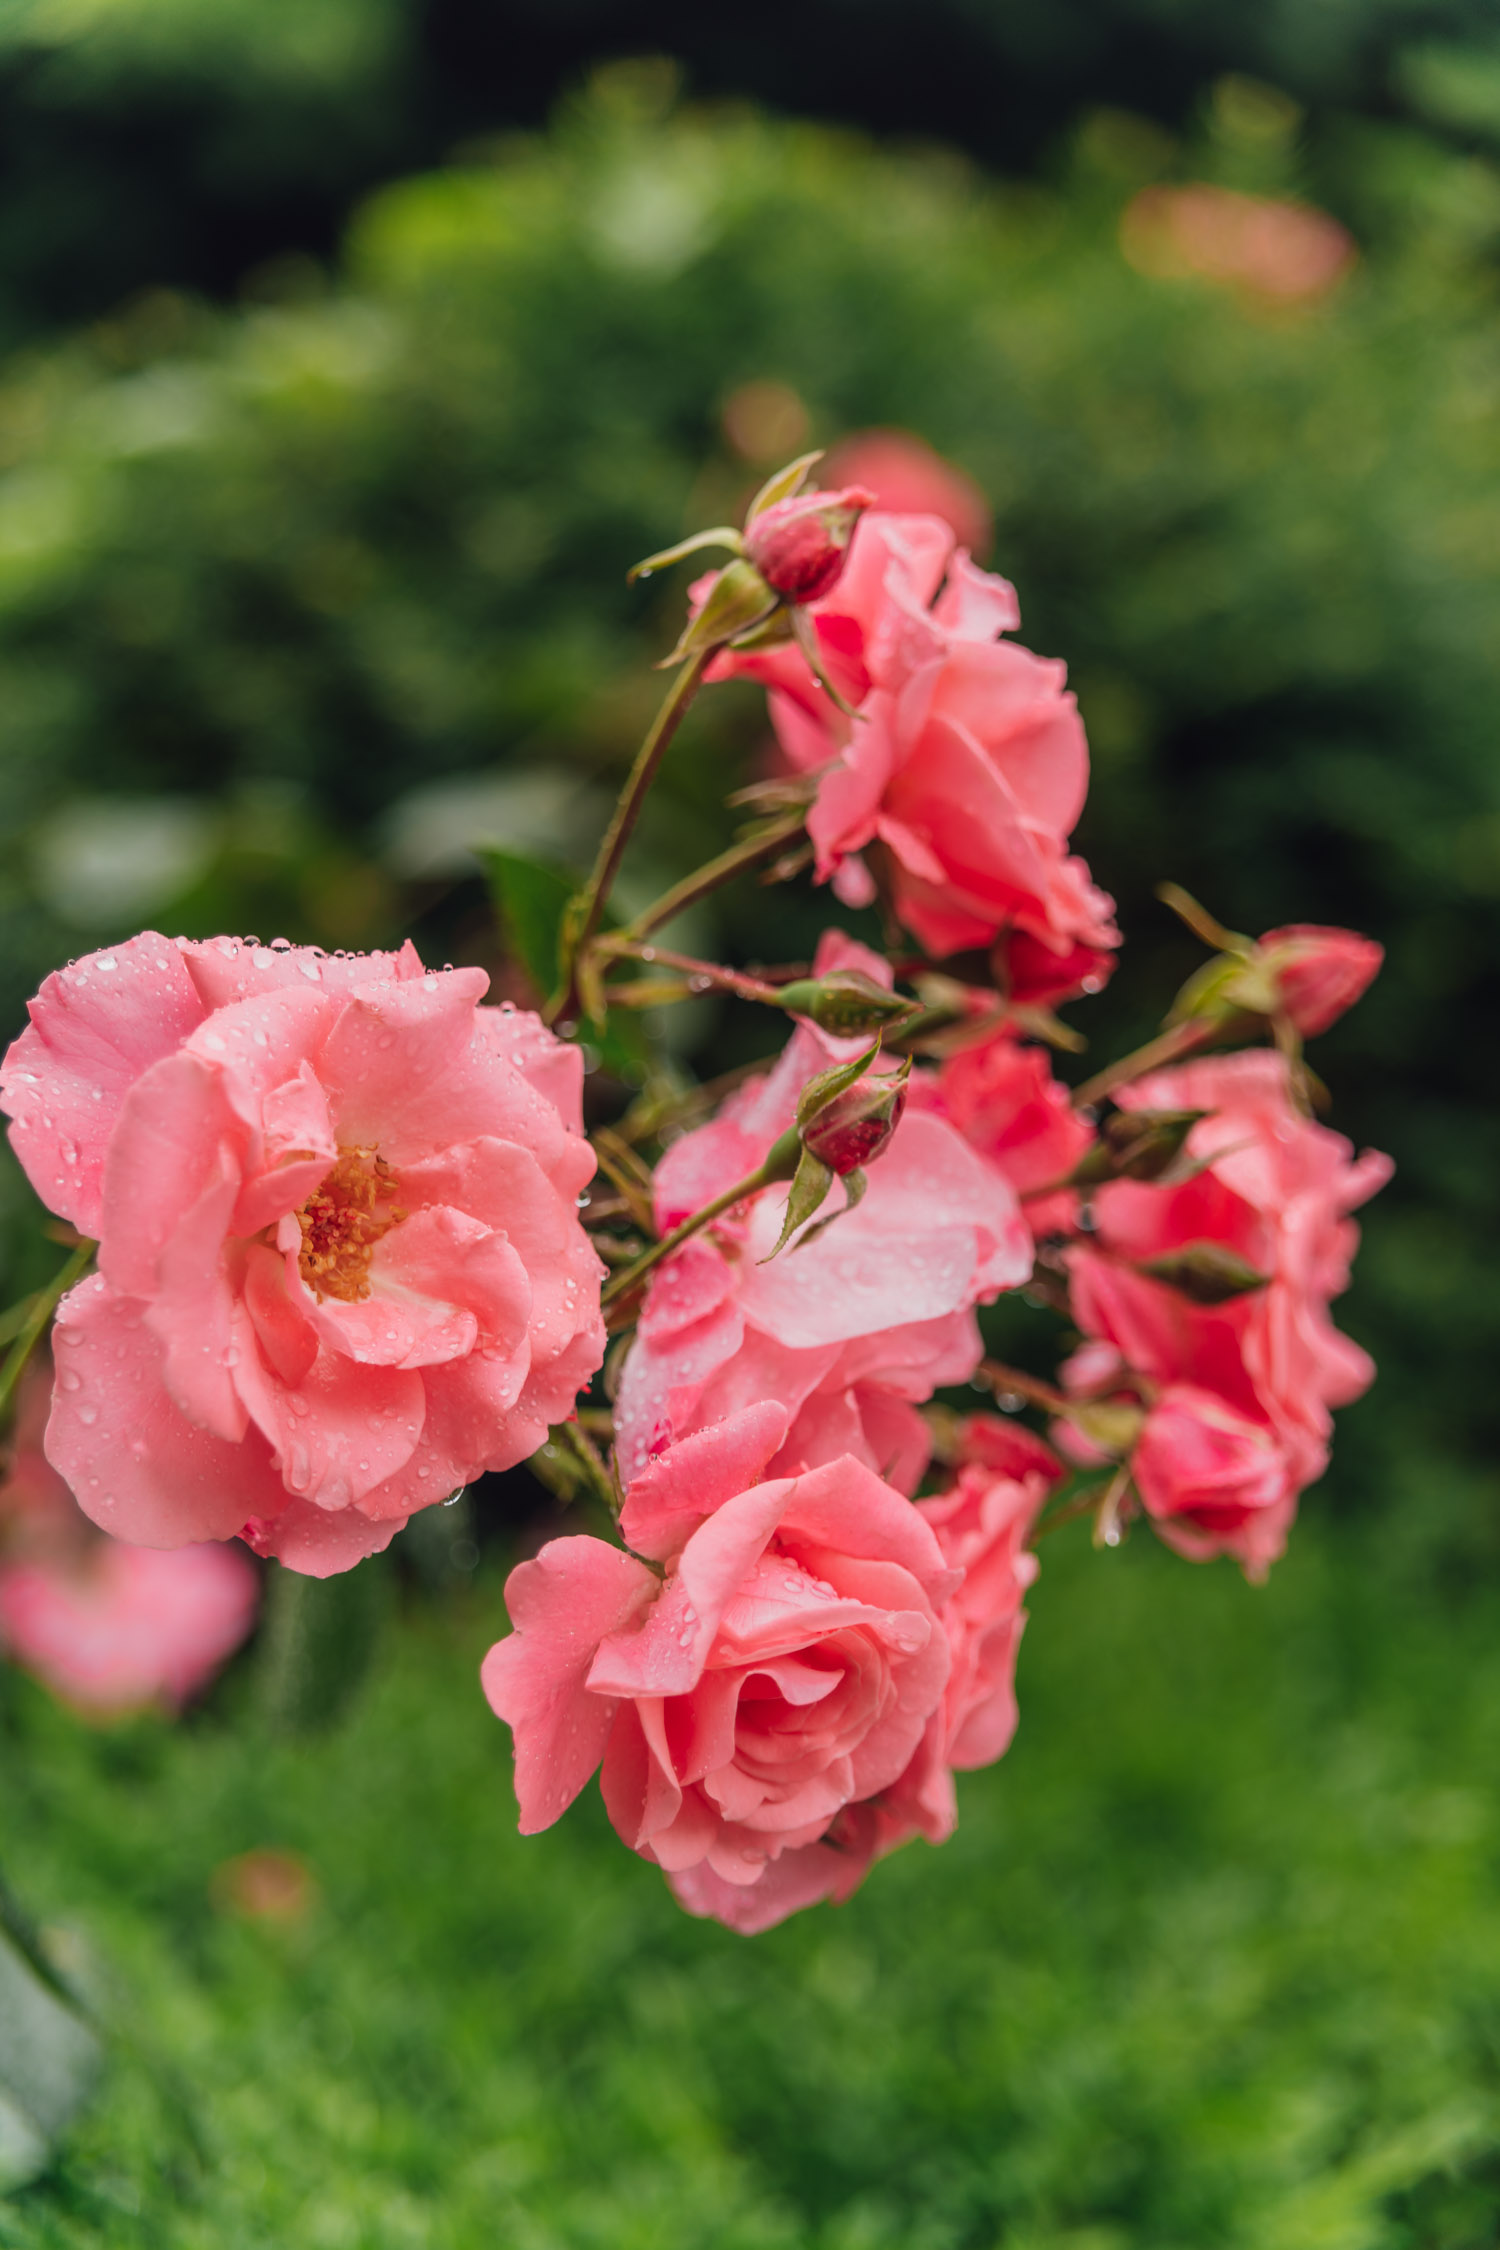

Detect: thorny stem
601,939,787,1008
621,808,808,943
549,649,712,1025
0,1238,94,1423
976,1357,1070,1414
1069,1019,1210,1111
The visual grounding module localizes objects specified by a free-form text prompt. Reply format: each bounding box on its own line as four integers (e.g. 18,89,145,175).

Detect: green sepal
627,526,743,583
660,558,778,668
794,1040,880,1130
794,1163,867,1251
1071,1108,1208,1187
745,449,824,521
761,1146,835,1262
1135,1242,1270,1305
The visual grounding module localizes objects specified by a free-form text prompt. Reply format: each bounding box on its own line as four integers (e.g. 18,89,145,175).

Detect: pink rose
1,933,604,1576
1067,1052,1390,1553
1256,924,1383,1037
742,484,874,604
481,1402,956,1933
916,1416,1055,1772
0,1355,258,1715
710,511,1117,986
934,1027,1092,1237
1131,1383,1298,1578
613,934,1031,1494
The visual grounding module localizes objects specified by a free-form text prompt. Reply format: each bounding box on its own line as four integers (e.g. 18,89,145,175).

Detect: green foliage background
1,12,1499,2242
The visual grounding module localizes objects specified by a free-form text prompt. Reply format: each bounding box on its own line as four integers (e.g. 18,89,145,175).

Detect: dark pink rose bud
1255,924,1383,1037
800,1069,907,1177
742,485,875,604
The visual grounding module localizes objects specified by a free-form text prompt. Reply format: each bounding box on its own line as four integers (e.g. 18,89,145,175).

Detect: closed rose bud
742,485,875,604
775,970,918,1037
801,1070,908,1176
1071,1107,1206,1187
1255,925,1383,1037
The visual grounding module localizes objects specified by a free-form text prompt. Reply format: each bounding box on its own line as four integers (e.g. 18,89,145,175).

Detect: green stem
549,648,712,1025
1070,1019,1210,1111
0,1238,94,1423
601,1137,798,1321
621,807,808,943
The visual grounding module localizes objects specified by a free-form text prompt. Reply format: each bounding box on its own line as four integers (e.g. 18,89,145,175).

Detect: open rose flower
614,934,1031,1494
482,1401,957,1934
932,1027,1093,1238
0,1355,258,1715
0,934,604,1576
1131,1383,1298,1578
1067,1050,1390,1568
874,1415,1058,1845
710,510,1118,991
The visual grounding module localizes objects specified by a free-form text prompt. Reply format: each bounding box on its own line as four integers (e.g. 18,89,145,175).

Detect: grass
2,1505,1500,2249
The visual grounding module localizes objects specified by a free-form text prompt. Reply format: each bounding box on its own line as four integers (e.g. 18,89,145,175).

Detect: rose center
296,1147,406,1303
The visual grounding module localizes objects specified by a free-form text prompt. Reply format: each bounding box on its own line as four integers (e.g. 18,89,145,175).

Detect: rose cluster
0,451,1388,1929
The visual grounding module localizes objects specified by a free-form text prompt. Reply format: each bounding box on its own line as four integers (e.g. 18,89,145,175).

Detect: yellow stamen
296,1148,405,1303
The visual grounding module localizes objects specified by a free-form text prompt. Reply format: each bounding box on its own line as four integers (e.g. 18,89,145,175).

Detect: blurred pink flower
1121,185,1356,305
0,1357,257,1715
822,430,993,556
1131,1382,1299,1578
1256,924,1383,1037
1,934,603,1576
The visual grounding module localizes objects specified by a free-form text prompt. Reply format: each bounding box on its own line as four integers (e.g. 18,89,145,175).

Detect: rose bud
742,484,875,604
1254,925,1383,1038
800,1066,909,1177
775,970,920,1038
1071,1107,1206,1187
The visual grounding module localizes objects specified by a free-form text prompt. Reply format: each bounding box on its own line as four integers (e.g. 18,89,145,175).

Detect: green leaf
479,848,576,1002
0,1920,100,2192
1136,1242,1271,1305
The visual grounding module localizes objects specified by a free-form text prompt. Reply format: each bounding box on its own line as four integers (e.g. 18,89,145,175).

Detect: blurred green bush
0,67,1494,1534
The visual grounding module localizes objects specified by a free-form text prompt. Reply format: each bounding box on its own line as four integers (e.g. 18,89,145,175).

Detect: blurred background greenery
2,4,1500,2242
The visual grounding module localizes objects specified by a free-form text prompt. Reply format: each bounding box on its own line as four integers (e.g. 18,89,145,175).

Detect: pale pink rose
1256,924,1383,1037
708,510,1117,987
822,430,993,555
1068,1051,1390,1532
0,1356,258,1715
0,933,604,1576
934,1027,1093,1237
613,933,1031,1495
915,1416,1055,1771
482,1402,956,1933
1132,1383,1298,1578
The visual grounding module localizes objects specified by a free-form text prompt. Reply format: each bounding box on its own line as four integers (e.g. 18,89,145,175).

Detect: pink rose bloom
482,1401,956,1934
709,510,1118,986
1131,1383,1298,1579
1067,1052,1390,1555
613,934,1031,1494
0,933,604,1577
0,1356,258,1716
934,1027,1092,1237
913,1416,1055,1780
1256,924,1383,1037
